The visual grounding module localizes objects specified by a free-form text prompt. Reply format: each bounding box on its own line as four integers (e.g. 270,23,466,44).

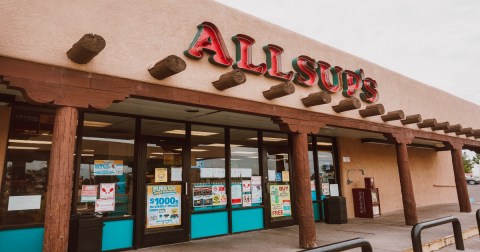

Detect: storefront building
1,1,480,251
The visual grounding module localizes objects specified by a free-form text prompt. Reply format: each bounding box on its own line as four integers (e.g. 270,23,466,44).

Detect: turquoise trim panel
191,211,228,239
232,208,264,233
311,191,317,201
313,202,320,221
102,219,133,251
0,227,44,252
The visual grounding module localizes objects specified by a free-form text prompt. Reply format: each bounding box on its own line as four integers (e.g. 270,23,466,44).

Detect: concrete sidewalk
135,202,480,252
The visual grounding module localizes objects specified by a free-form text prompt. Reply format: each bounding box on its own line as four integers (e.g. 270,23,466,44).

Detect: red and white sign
81,185,98,202
100,183,116,199
95,198,115,212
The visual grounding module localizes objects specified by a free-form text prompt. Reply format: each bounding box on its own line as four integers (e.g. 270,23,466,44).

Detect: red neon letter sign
342,69,363,97
263,44,294,81
184,22,233,67
292,55,318,87
232,34,266,75
317,61,342,93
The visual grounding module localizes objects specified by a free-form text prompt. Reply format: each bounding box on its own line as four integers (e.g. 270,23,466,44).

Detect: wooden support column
386,132,418,226
43,106,79,252
273,117,324,249
445,141,471,212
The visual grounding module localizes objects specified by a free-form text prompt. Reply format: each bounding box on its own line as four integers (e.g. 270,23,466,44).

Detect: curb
404,227,479,252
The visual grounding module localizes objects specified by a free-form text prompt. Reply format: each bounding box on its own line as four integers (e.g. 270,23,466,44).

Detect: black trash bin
68,214,103,252
323,196,347,224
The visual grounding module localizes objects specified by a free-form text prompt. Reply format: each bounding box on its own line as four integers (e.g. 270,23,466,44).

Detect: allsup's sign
184,22,379,103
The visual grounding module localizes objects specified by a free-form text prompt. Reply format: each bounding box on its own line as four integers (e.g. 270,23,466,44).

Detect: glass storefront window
0,105,54,226
190,125,226,211
264,131,292,220
230,129,261,208
75,114,135,217
142,119,185,230
308,136,317,201
315,137,336,197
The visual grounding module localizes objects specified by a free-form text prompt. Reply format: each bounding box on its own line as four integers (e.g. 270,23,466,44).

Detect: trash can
68,214,104,252
323,196,347,224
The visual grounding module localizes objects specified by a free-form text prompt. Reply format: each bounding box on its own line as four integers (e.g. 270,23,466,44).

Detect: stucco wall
0,106,12,190
337,137,457,218
0,0,479,133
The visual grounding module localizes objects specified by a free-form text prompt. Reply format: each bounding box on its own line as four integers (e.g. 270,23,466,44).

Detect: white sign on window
8,195,42,211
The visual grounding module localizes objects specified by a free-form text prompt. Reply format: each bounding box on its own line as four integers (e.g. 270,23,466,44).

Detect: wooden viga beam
417,119,437,129
212,69,246,91
263,82,295,100
401,114,422,125
456,127,473,136
381,110,405,122
148,55,187,80
331,97,361,113
301,91,331,107
431,122,450,131
472,129,480,139
444,124,462,133
359,104,385,118
67,34,106,64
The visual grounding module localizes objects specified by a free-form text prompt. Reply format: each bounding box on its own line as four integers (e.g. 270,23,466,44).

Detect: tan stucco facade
1,0,479,132
338,137,457,218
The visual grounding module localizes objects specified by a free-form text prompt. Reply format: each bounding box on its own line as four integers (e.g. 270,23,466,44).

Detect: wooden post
67,34,106,64
386,132,418,226
262,82,295,100
381,110,405,122
273,117,323,249
358,104,385,118
291,132,316,248
301,91,331,107
0,106,12,191
43,106,79,252
331,97,361,113
148,55,187,80
400,114,422,125
446,141,471,212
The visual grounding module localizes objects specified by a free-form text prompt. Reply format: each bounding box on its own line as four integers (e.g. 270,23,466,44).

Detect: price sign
146,185,181,228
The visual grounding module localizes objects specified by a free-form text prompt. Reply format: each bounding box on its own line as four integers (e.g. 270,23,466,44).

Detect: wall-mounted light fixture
347,169,365,184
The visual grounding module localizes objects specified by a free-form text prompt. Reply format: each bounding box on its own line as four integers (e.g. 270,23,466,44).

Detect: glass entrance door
136,120,189,247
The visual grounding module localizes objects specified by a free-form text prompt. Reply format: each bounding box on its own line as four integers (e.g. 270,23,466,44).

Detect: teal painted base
0,227,44,252
191,211,228,239
313,202,320,221
102,219,133,251
232,208,264,233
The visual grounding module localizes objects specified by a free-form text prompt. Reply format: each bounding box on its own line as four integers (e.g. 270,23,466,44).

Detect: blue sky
217,0,480,106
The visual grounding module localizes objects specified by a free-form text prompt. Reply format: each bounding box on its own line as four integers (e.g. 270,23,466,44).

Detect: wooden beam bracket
417,119,437,129
262,82,295,100
212,69,246,91
456,127,473,136
66,34,106,64
148,55,186,80
381,110,405,122
331,97,361,113
301,91,331,107
359,104,385,118
401,114,422,125
431,122,450,131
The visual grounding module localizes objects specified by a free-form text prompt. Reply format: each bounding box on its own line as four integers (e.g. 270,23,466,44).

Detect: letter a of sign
184,22,233,67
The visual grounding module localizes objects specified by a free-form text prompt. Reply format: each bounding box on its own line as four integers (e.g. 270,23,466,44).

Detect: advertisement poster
7,195,42,211
193,184,213,207
251,184,263,204
270,185,291,218
171,167,182,181
268,170,276,181
282,171,290,182
94,160,123,176
81,185,98,202
95,198,115,212
155,168,168,182
242,194,252,207
200,168,214,178
146,185,181,228
231,183,242,205
100,183,116,199
212,184,227,206
311,180,316,192
321,183,330,196
330,184,339,196
275,172,282,182
251,176,261,185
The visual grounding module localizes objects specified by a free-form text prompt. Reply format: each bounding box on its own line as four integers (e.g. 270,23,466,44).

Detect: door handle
185,182,188,196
